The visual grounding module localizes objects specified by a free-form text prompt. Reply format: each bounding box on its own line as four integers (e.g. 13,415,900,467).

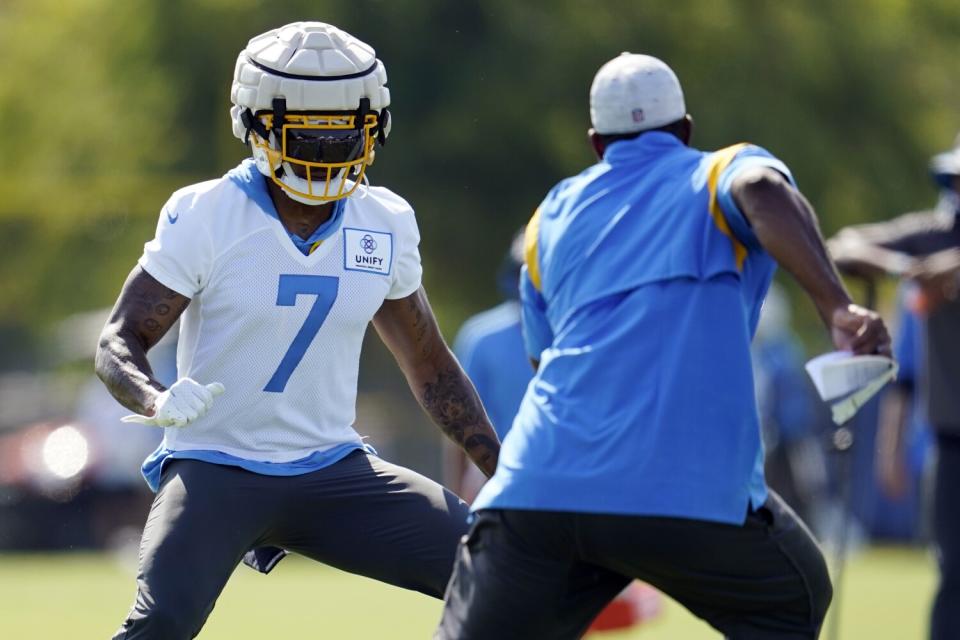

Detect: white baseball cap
590,52,686,135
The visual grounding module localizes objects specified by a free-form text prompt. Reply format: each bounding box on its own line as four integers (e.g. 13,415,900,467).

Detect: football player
96,22,499,639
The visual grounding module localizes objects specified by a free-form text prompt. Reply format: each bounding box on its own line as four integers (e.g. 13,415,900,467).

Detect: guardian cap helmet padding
230,22,391,203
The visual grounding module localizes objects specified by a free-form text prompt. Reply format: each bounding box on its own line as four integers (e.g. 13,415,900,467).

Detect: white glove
121,378,225,428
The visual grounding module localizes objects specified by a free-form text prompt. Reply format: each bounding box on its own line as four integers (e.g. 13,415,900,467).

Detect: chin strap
376,108,390,146
240,108,270,145
271,98,287,138
239,97,288,147
356,97,369,127
353,98,370,165
268,98,289,179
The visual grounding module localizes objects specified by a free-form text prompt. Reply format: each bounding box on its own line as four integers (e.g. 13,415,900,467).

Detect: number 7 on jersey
264,274,339,393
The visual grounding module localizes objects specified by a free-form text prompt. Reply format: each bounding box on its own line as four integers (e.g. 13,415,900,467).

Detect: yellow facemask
251,112,380,203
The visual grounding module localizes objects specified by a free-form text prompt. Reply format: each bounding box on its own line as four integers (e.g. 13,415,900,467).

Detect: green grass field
0,546,934,638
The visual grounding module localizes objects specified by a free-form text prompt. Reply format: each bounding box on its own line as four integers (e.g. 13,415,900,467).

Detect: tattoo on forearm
96,270,190,415
463,433,500,470
97,331,161,415
376,291,500,477
406,296,431,357
125,279,189,343
422,366,499,475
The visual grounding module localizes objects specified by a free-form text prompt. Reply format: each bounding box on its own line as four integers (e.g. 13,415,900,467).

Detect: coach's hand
122,378,225,428
829,304,892,357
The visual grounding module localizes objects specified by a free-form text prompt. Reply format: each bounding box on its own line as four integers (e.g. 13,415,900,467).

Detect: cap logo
631,108,645,123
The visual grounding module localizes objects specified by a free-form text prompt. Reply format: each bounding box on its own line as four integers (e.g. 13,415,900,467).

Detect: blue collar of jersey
603,131,685,164
226,159,347,255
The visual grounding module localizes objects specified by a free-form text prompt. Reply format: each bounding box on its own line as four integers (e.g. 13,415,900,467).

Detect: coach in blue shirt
437,53,891,640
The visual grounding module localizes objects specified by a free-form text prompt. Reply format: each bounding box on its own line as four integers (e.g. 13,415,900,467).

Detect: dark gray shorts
437,492,832,640
114,451,469,640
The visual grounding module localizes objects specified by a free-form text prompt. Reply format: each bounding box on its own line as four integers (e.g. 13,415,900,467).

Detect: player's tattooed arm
95,266,190,415
373,287,501,477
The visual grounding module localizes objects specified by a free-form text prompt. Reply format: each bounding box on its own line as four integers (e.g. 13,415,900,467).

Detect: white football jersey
138,165,422,462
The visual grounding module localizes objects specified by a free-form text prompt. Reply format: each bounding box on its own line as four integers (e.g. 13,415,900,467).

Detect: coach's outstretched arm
95,267,189,415
732,167,892,356
374,287,500,478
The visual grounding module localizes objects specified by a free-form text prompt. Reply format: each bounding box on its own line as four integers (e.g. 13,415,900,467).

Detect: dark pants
113,451,469,639
932,432,960,640
437,492,832,640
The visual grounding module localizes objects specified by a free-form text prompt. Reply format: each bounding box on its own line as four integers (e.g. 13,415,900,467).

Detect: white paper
804,351,896,401
804,351,899,425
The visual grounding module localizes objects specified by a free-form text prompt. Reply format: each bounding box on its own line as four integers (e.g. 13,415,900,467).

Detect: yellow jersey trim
525,207,543,292
706,143,750,271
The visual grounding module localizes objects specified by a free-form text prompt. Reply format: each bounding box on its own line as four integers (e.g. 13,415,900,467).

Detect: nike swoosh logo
166,211,179,224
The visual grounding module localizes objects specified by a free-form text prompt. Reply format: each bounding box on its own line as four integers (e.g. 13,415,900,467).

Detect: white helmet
230,22,391,204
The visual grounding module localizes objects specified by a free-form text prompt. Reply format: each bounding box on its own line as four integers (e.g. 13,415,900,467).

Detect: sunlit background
0,1,957,638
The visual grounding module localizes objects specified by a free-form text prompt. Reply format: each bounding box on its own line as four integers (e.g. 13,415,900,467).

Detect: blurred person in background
445,229,662,635
73,330,176,548
0,316,177,552
873,288,933,534
751,283,830,532
437,52,891,640
444,230,531,503
95,22,499,640
829,134,960,640
78,334,175,489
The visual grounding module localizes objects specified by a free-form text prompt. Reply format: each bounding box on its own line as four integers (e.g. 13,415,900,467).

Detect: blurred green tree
1,0,957,366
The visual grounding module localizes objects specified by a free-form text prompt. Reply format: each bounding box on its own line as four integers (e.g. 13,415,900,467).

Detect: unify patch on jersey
343,227,393,275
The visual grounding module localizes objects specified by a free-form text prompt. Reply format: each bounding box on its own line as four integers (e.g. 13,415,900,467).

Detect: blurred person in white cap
96,21,500,639
829,133,960,640
437,52,890,639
